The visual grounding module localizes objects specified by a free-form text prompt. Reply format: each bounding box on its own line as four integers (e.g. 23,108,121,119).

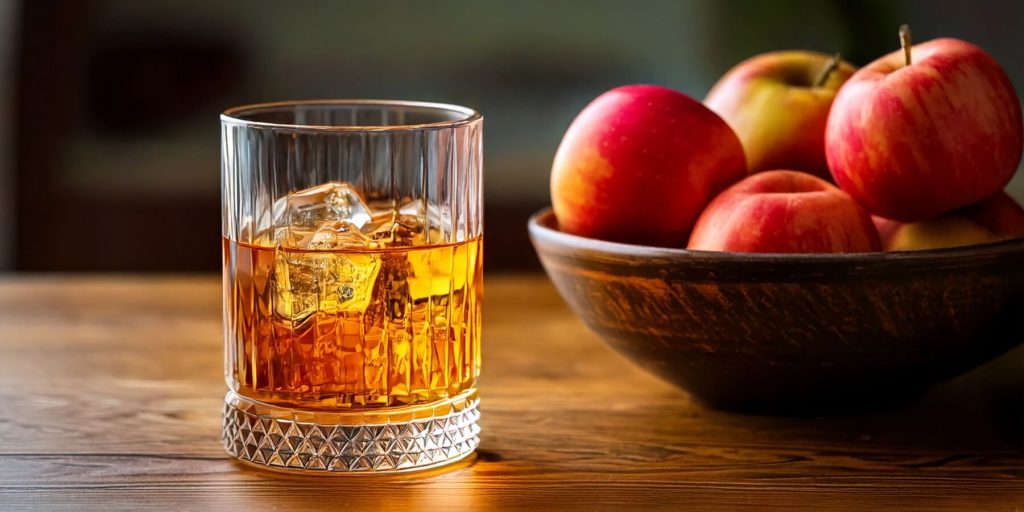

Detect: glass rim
220,99,482,132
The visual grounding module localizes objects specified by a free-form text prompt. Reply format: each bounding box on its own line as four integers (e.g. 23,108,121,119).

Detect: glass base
222,389,480,473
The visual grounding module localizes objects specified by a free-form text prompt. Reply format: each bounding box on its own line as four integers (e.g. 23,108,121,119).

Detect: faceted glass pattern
223,390,480,472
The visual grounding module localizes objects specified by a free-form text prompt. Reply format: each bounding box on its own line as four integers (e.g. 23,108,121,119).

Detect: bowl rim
528,207,1024,263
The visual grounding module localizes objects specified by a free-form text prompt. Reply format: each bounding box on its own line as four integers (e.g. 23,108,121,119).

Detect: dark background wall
4,0,1023,272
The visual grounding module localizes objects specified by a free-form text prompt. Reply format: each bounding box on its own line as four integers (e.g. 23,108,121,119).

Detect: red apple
687,170,881,253
705,51,855,178
873,192,1024,251
551,84,746,246
825,33,1023,222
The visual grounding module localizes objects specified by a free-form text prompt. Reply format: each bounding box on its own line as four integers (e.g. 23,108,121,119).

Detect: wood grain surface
0,275,1021,511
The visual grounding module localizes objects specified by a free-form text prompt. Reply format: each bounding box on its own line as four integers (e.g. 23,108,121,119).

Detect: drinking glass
220,100,483,472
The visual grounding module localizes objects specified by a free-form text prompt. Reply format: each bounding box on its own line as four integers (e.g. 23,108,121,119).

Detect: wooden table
1,275,1022,510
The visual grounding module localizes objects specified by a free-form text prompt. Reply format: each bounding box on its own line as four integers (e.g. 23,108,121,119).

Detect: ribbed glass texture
220,100,482,472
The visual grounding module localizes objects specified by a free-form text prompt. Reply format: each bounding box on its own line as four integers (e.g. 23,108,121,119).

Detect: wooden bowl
529,208,1024,412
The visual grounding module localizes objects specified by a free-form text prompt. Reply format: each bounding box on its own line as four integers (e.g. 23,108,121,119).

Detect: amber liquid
223,237,482,410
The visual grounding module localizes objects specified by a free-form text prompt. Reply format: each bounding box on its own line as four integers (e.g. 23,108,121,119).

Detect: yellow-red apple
551,84,746,246
705,51,855,178
873,192,1024,251
688,170,880,253
825,31,1023,221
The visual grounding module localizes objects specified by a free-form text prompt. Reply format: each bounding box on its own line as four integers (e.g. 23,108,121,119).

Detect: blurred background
1,0,1022,272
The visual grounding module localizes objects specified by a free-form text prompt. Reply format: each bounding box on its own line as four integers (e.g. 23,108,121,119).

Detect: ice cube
307,220,377,250
272,248,382,322
278,183,374,248
356,198,453,246
358,203,399,240
291,182,372,227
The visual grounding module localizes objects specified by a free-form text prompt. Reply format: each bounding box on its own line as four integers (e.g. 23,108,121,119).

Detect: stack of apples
550,27,1024,253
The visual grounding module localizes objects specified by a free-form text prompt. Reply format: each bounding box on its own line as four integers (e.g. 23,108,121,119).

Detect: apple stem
814,53,842,88
899,24,912,66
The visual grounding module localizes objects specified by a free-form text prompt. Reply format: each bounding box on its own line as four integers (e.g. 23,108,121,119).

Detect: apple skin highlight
706,50,856,179
825,38,1023,222
551,84,747,247
688,170,881,253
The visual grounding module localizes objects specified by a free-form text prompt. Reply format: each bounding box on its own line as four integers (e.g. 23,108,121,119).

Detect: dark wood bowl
529,208,1024,413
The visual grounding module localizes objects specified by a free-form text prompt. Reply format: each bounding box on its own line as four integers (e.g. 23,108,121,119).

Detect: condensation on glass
220,100,483,473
